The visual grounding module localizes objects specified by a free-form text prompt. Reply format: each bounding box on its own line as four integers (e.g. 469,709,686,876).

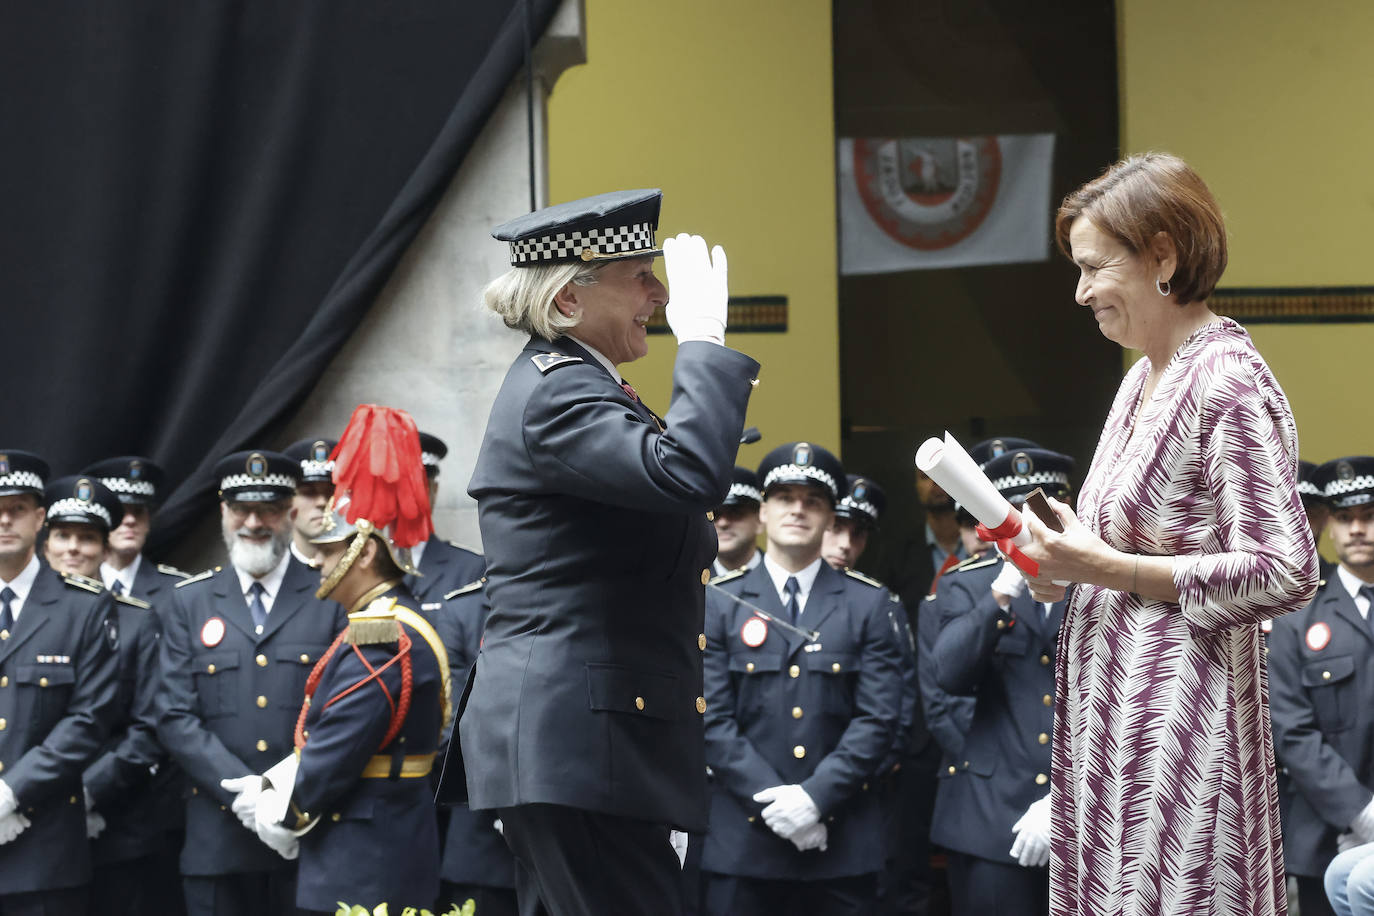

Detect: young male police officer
701,442,903,914
84,456,190,601
714,466,765,576
403,432,484,602
281,439,337,568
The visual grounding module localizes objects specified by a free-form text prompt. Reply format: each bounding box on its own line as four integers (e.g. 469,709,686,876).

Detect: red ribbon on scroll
975,510,1040,578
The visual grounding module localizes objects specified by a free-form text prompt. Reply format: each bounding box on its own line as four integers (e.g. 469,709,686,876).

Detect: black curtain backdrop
0,0,560,556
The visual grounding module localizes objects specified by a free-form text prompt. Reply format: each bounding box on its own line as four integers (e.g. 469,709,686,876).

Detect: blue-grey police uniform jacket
156,557,348,876
290,583,444,912
432,577,516,890
130,558,190,604
878,586,917,774
85,593,167,865
1267,577,1374,877
930,558,1063,865
0,564,120,895
700,561,903,880
918,575,976,762
405,539,484,603
440,335,758,832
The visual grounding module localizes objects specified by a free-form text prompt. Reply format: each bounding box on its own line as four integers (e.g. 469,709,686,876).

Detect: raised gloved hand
991,559,1027,602
0,779,16,820
1009,794,1052,868
0,812,30,846
252,788,299,860
791,822,828,853
753,785,821,839
220,775,262,831
662,233,728,345
1351,796,1374,843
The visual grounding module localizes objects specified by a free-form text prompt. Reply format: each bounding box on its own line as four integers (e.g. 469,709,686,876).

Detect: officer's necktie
0,587,14,638
619,378,639,402
784,576,801,626
248,581,268,629
1360,585,1374,636
111,579,125,597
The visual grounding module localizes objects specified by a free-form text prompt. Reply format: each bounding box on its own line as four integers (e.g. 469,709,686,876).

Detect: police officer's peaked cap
756,442,845,504
983,448,1075,505
214,450,298,503
720,466,763,508
82,455,166,506
968,436,1040,467
283,438,338,484
44,475,124,533
1318,456,1374,509
1297,459,1326,507
493,189,664,267
835,474,887,529
0,450,49,498
418,432,447,478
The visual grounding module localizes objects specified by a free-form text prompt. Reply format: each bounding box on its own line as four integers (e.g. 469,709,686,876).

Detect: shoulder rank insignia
444,578,486,600
709,567,747,586
115,593,152,609
175,568,217,588
844,569,885,589
346,596,402,646
158,563,192,579
923,592,938,602
62,573,104,594
949,555,999,575
530,352,584,374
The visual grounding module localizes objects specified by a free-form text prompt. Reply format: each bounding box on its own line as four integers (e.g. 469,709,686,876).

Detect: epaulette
530,352,584,374
346,596,402,646
709,568,746,585
443,578,486,600
844,569,885,589
947,555,999,575
175,568,218,589
63,573,104,594
115,593,152,610
158,563,192,579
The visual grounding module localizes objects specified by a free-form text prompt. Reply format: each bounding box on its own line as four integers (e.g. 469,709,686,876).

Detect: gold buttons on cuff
1038,732,1049,745
793,745,806,759
745,662,755,673
300,654,311,664
788,665,800,678
792,706,803,719
1036,773,1048,786
698,634,707,650
332,812,341,822
256,696,268,708
1042,694,1053,707
256,739,268,752
206,664,216,674
256,654,268,667
831,662,842,673
1040,654,1050,666
1323,671,1332,680
696,697,707,714
634,696,645,711
39,677,48,687
701,569,711,585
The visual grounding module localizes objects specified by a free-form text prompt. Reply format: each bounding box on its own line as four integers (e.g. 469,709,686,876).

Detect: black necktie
111,579,125,596
248,582,267,629
784,576,800,626
0,587,14,638
1360,586,1374,635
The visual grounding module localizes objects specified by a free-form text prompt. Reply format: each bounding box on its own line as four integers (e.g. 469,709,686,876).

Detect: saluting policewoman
436,190,759,916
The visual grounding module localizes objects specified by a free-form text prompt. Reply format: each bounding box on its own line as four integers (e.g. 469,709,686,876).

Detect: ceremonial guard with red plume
249,404,451,914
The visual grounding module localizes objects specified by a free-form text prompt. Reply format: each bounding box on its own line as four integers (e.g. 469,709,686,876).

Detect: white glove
1352,797,1374,843
220,775,262,831
753,785,821,839
662,233,728,344
669,829,689,868
86,809,107,839
492,817,504,837
0,779,15,819
791,822,828,852
991,559,1027,601
1009,794,1052,868
1337,831,1367,854
253,788,299,860
0,812,30,845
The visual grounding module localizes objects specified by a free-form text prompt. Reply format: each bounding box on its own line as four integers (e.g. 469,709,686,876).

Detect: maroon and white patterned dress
1050,318,1318,916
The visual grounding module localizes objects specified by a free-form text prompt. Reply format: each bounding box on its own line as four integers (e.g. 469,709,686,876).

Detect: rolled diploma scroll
915,432,1068,584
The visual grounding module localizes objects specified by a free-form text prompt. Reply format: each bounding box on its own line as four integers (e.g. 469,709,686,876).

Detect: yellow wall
1118,0,1374,461
547,0,840,465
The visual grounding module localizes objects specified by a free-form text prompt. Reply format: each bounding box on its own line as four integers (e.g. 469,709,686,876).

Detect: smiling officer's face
761,484,833,553
560,257,667,367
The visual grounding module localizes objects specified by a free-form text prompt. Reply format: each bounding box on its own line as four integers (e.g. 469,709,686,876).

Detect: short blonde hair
483,260,606,341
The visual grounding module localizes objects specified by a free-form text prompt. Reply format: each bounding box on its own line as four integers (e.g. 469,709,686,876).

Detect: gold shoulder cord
392,606,453,736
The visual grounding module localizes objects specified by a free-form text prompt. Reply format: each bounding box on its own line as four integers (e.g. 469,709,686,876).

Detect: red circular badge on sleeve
740,616,768,648
201,617,226,647
1306,622,1331,652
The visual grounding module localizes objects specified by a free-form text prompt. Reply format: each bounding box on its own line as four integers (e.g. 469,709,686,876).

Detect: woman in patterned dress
1016,153,1319,915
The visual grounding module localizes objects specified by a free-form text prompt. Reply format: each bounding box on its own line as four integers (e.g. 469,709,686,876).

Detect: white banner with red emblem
837,133,1055,274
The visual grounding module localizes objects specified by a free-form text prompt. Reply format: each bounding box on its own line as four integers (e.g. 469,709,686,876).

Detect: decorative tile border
1211,286,1374,323
647,296,788,334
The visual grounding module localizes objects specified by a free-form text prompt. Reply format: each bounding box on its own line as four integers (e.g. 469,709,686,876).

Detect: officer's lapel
131,556,160,601
256,558,316,642
212,570,258,641
1327,586,1372,646
794,563,846,654
0,565,58,662
556,336,663,428
734,565,799,658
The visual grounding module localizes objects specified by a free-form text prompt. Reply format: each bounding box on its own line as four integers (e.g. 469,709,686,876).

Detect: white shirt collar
713,548,764,578
568,336,619,380
289,541,316,568
101,553,142,594
234,548,292,613
0,553,43,622
411,538,428,570
1337,564,1374,618
761,554,824,613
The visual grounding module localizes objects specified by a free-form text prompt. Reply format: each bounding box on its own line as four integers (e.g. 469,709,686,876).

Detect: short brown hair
1055,153,1227,305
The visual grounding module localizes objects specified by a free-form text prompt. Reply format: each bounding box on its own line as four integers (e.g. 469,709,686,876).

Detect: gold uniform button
793,745,806,759
39,677,48,687
862,782,869,791
332,812,342,822
792,706,803,719
634,696,645,711
70,795,78,805
701,569,711,585
299,654,310,664
256,696,268,708
706,511,715,522
1036,773,1048,786
0,762,4,773
831,662,842,673
696,697,707,714
1040,654,1050,666
0,676,7,687
1323,671,1332,680
698,634,707,651
256,654,268,667
220,804,227,811
0,719,5,731
747,815,756,823
0,630,8,641
996,619,1006,630
256,739,268,752
789,665,800,678
745,662,755,673
948,765,956,775
1038,732,1049,745
206,664,216,674
1042,694,1053,707
191,787,198,795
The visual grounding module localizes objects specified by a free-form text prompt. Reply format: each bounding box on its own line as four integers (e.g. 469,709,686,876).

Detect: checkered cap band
1297,480,1323,498
727,483,762,503
0,471,44,492
100,477,156,497
421,452,442,468
48,498,112,528
990,470,1071,493
1327,475,1374,497
220,473,296,492
839,496,879,521
762,465,838,498
509,222,655,265
299,460,334,479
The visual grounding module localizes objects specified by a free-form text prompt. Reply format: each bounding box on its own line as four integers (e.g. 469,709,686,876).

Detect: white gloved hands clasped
220,775,262,831
662,233,728,345
0,812,30,846
252,788,299,860
790,822,828,853
1009,794,1052,868
753,784,821,840
1351,797,1374,843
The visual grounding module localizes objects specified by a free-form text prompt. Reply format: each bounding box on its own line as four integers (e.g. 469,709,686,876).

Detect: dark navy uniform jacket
700,561,903,880
129,558,190,604
930,559,1063,864
156,557,348,876
443,336,758,832
290,584,444,911
1268,576,1374,876
917,577,977,762
405,540,484,603
0,563,120,895
432,578,516,890
879,587,917,774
